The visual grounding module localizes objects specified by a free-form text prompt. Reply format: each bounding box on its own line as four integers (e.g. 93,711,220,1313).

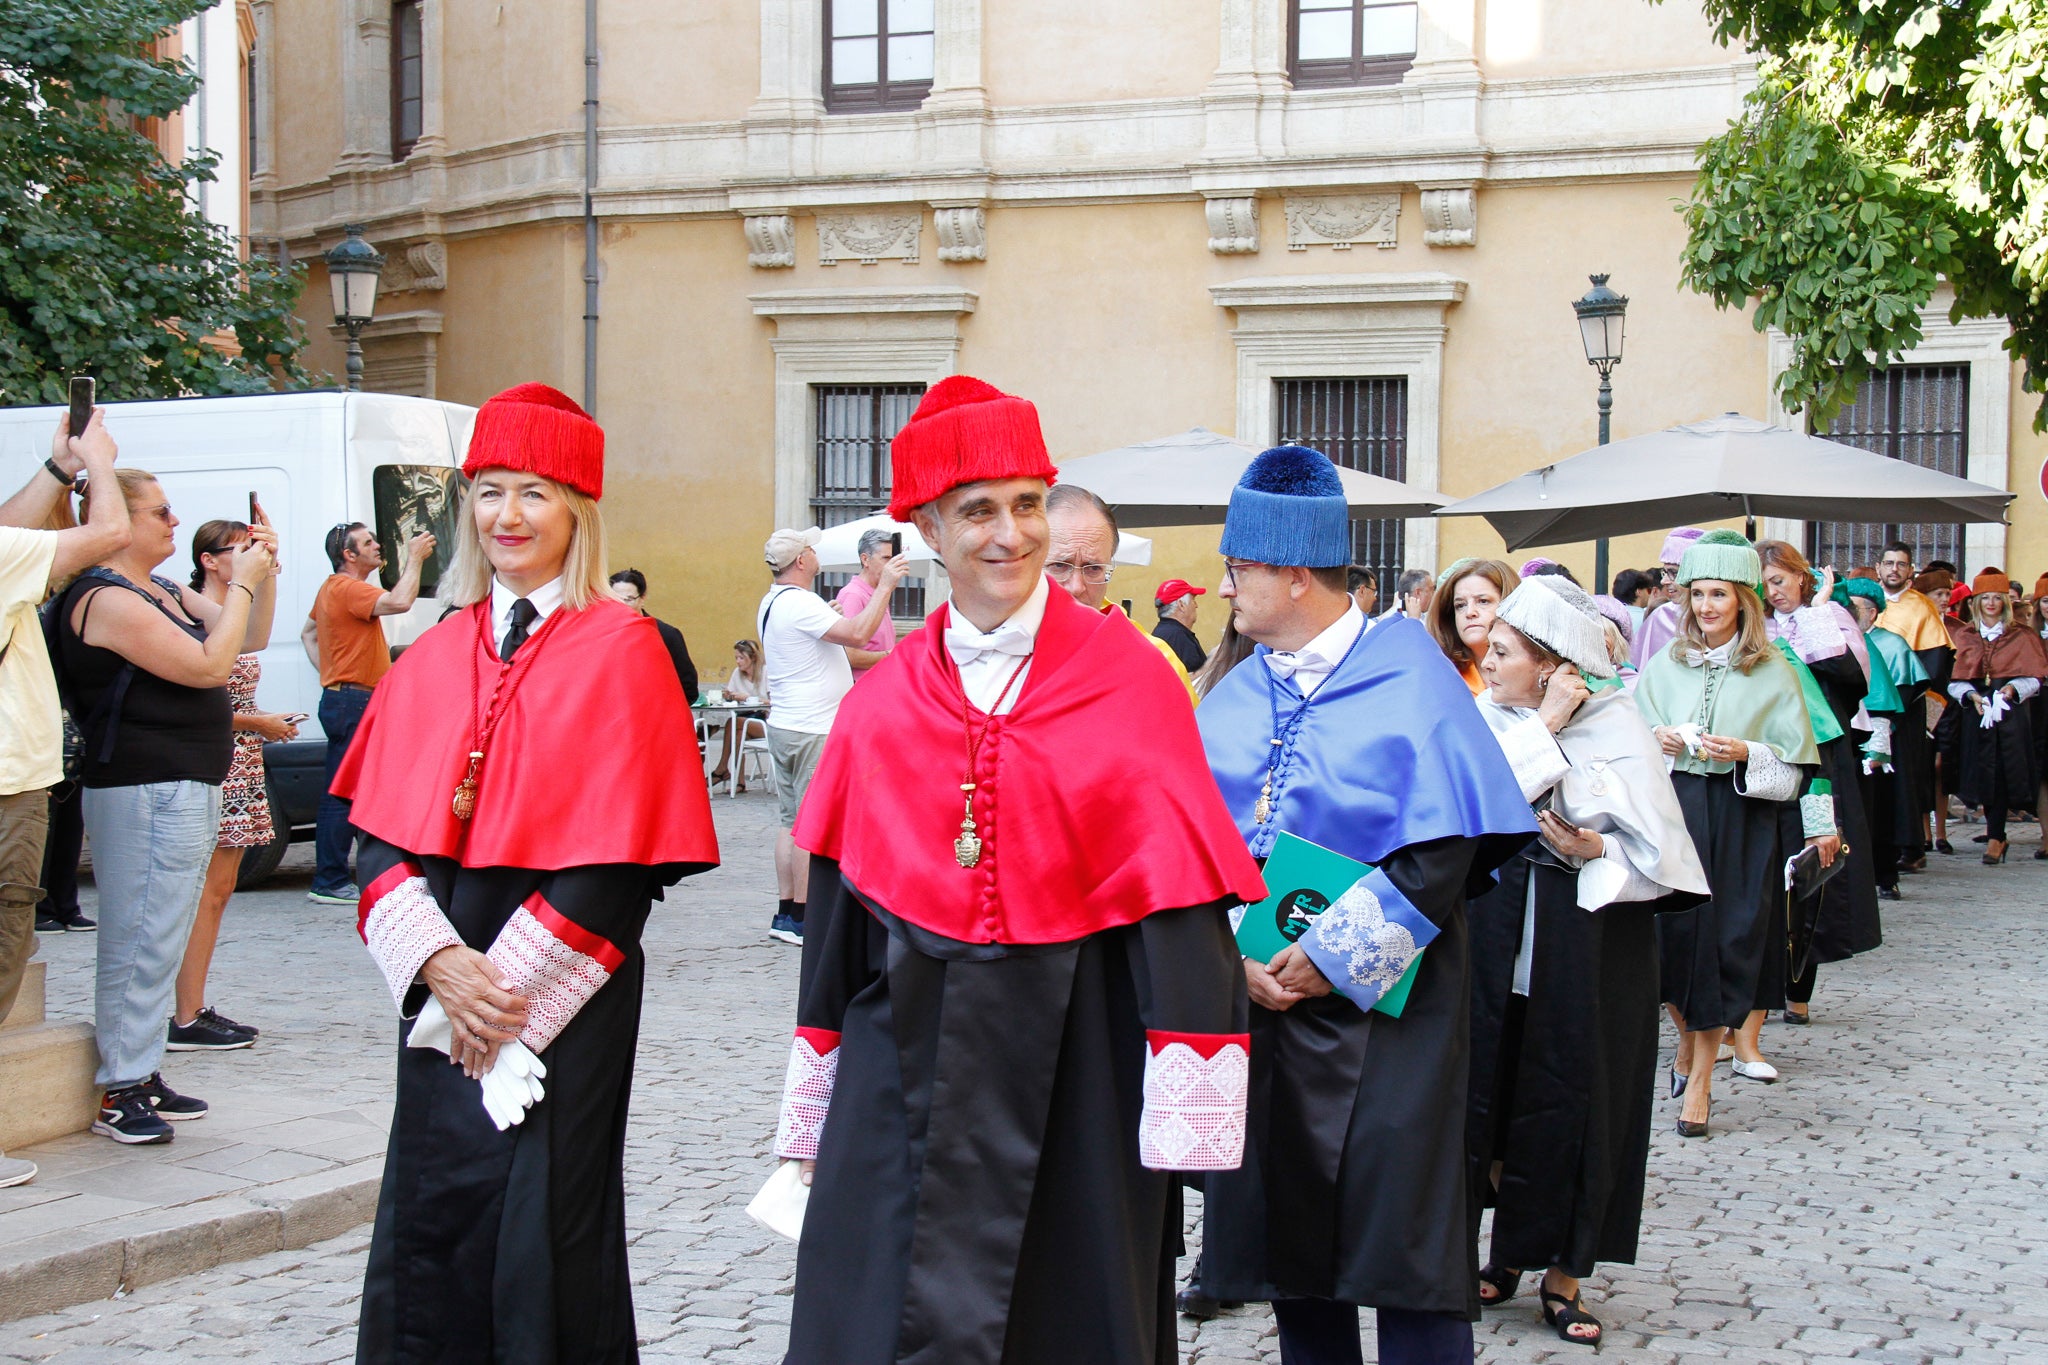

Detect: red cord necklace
452,605,565,821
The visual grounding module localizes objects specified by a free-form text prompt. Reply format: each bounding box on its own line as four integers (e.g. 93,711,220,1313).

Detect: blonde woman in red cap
333,383,720,1364
1946,569,2048,863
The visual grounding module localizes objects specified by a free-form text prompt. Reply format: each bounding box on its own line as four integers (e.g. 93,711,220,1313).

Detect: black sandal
1477,1263,1522,1307
1541,1286,1603,1348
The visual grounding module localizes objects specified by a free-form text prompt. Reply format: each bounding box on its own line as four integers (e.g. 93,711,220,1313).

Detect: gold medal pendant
1254,773,1273,825
451,751,484,821
954,784,982,868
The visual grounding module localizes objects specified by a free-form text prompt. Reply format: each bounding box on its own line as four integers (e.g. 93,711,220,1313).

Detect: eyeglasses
140,503,173,523
1222,559,1267,590
1046,561,1114,585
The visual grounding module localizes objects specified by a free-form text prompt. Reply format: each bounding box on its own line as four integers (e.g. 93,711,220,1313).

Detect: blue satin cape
1197,616,1538,867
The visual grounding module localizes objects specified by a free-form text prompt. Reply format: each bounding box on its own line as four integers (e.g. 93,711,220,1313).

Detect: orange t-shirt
312,573,390,689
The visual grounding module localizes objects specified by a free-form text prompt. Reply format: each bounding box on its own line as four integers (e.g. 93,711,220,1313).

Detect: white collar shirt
1263,602,1366,700
490,576,566,656
944,574,1049,716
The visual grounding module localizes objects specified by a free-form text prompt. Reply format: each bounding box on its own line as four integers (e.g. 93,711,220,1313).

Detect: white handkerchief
746,1159,811,1241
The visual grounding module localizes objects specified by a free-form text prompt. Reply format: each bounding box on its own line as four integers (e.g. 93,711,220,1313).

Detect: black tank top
57,573,234,789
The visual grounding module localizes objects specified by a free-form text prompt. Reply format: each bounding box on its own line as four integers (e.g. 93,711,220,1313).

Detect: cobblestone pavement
3,794,2045,1363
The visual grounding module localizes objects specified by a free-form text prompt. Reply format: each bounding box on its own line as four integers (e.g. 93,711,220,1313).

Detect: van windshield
372,465,463,595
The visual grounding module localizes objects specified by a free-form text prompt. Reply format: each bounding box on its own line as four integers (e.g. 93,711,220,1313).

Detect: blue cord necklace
1255,612,1371,828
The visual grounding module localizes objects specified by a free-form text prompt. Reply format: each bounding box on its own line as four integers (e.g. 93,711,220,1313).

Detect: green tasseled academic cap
1677,528,1761,588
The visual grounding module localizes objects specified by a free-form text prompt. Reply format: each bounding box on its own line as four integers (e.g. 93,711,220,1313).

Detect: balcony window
1290,0,1418,89
825,0,934,113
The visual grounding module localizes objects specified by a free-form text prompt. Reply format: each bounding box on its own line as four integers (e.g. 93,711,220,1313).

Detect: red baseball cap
1156,579,1206,605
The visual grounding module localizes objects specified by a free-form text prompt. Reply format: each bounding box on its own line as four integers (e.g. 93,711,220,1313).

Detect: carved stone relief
744,213,796,269
817,212,922,266
933,205,987,262
1420,187,1477,248
1205,197,1260,254
380,240,448,293
1283,193,1400,251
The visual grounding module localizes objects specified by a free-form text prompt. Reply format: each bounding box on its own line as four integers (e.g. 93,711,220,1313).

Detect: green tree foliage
1679,0,2048,427
0,0,310,403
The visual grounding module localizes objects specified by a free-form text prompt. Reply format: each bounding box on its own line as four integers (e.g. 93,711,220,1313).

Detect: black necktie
502,598,538,659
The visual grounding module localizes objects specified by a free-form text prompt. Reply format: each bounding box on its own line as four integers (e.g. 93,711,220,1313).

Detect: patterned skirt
219,655,275,849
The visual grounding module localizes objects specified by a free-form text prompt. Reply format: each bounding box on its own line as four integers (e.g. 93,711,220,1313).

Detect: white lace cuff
774,1028,840,1160
1299,867,1441,1014
357,867,462,1012
1863,715,1893,758
1491,714,1571,804
1801,792,1838,839
486,896,623,1053
1734,744,1800,803
1137,1032,1249,1171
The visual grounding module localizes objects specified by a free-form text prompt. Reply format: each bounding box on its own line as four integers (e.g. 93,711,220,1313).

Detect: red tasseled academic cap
462,382,605,500
886,375,1056,520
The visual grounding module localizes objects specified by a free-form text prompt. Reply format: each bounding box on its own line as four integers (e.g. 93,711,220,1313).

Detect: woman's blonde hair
1427,558,1518,667
1671,579,1777,673
441,472,614,610
69,467,161,521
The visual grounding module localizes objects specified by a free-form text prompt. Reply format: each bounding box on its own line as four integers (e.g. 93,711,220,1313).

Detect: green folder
1236,832,1424,1018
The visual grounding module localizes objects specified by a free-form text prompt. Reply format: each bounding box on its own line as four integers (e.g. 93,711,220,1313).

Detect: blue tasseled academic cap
1220,445,1352,568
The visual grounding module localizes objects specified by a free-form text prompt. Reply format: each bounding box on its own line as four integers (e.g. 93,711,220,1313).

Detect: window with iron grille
1274,377,1409,595
825,0,934,114
814,384,926,617
1289,1,1418,89
1806,365,1969,574
391,1,423,161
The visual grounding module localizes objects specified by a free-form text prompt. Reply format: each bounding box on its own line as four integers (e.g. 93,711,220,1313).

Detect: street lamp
1573,273,1628,591
324,224,385,392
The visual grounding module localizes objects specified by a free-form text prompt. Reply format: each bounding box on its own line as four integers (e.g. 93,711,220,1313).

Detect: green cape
1773,640,1846,745
1635,641,1822,774
1859,627,1913,715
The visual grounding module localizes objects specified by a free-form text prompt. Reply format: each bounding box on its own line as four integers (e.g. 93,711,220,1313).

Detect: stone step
0,1015,99,1151
0,959,46,1031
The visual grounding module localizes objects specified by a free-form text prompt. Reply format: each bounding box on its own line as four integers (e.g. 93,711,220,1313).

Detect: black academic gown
1789,653,1882,972
1467,856,1680,1278
1201,837,1490,1317
1660,774,1790,1032
784,862,1247,1365
355,837,660,1365
653,618,699,705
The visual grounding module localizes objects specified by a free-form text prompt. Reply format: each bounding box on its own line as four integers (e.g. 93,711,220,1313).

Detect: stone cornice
749,286,978,318
1210,273,1469,312
257,61,1755,249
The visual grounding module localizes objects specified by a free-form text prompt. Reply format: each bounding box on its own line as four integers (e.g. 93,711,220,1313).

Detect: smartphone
68,375,94,439
282,713,310,724
1121,598,1133,616
248,491,260,524
889,532,903,556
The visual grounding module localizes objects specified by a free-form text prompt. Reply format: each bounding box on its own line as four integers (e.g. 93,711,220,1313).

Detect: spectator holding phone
53,465,278,1144
301,521,433,905
833,528,900,677
0,408,129,1186
167,520,301,1053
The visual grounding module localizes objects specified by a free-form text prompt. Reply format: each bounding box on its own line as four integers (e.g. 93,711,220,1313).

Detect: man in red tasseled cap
333,383,720,1364
771,376,1266,1364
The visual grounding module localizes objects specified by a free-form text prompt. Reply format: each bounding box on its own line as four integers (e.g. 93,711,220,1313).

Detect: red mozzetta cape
793,583,1265,945
332,597,720,873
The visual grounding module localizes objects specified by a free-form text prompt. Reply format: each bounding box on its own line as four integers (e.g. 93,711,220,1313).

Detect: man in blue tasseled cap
1192,445,1537,1365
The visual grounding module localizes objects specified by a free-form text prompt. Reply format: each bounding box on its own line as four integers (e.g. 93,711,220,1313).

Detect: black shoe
1898,856,1926,873
1174,1286,1240,1319
1878,886,1902,900
195,1005,258,1038
93,1087,174,1144
1780,1008,1811,1025
34,912,66,934
62,912,96,932
1675,1116,1710,1138
167,1013,254,1052
137,1073,208,1120
1936,839,1956,855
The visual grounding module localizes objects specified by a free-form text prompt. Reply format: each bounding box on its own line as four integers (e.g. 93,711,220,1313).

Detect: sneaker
34,912,66,934
62,912,95,932
307,884,359,905
93,1087,174,1145
196,1005,258,1038
0,1154,36,1188
768,914,804,946
167,1013,255,1052
137,1072,208,1120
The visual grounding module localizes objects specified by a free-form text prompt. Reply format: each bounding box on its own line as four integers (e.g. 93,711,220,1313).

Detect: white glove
478,1039,548,1131
407,995,454,1054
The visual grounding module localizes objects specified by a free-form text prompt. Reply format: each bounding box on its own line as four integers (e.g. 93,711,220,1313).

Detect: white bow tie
1263,649,1324,682
945,621,1034,666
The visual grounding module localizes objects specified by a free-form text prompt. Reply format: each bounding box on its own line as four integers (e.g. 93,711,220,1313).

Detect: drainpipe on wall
582,0,600,414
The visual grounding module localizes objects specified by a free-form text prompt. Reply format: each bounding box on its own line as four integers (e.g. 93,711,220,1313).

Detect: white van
0,390,476,882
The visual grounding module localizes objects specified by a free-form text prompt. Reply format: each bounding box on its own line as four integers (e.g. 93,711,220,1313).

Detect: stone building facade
250,0,2048,654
